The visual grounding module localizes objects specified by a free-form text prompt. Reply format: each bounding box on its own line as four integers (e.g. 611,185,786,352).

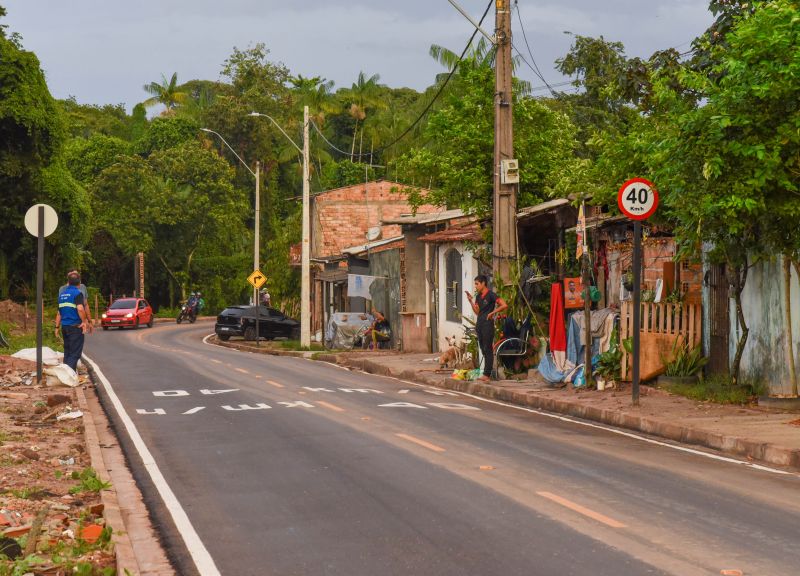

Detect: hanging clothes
549,282,567,371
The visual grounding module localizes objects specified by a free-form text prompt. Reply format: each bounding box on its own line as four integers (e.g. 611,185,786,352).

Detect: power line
312,0,495,160
512,0,558,96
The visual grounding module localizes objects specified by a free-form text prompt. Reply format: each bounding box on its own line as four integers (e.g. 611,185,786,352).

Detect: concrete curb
210,335,317,358
75,384,140,575
318,354,800,471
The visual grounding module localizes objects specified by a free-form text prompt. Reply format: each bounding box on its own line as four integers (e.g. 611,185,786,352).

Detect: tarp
549,283,567,370
325,312,373,349
12,347,62,366
347,274,378,299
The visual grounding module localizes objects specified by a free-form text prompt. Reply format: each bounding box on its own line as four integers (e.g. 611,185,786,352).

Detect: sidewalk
314,350,800,471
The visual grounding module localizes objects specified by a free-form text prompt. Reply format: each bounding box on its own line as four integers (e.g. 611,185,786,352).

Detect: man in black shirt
466,275,507,381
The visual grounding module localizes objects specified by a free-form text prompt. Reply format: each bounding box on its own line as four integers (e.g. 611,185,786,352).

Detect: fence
620,301,702,381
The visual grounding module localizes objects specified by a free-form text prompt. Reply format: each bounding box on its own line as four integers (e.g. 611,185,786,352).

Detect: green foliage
136,115,199,156
69,467,111,494
662,337,708,377
396,61,577,214
63,134,131,185
661,373,765,405
596,325,622,380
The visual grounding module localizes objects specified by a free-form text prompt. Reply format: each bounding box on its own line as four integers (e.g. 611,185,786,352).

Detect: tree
142,72,188,113
395,59,576,215
339,71,387,160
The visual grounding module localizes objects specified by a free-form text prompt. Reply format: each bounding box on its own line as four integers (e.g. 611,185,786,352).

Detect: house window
445,248,462,322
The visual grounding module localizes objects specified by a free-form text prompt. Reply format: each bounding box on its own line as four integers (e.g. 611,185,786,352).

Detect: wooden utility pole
492,0,517,283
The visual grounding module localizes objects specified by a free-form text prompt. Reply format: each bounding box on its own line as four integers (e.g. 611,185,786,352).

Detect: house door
708,263,730,375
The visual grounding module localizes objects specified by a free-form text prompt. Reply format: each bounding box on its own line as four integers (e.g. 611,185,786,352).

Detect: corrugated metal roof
342,235,405,255
517,198,571,219
382,208,466,225
419,222,483,244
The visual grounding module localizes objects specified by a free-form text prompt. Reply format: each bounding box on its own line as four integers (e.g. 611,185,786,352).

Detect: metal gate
708,263,730,375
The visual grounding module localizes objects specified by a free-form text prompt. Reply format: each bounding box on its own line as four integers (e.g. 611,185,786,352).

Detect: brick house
303,180,440,340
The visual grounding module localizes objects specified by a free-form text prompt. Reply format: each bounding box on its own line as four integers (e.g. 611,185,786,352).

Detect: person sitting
363,309,391,350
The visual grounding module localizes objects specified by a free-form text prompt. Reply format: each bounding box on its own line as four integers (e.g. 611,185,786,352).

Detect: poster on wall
563,277,584,309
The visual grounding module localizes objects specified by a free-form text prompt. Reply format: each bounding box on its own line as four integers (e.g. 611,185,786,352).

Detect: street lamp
249,108,311,349
199,128,261,307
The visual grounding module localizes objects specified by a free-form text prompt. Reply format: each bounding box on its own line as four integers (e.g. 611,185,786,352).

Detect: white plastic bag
43,364,79,387
12,347,63,366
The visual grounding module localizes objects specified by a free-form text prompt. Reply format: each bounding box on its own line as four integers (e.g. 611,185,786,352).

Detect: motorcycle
176,302,197,324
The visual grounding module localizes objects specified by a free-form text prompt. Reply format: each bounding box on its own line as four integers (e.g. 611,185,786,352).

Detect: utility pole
493,0,517,283
300,106,311,348
254,160,261,307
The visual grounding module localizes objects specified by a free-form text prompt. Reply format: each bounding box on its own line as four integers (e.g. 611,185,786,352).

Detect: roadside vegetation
1,1,797,384
659,374,767,405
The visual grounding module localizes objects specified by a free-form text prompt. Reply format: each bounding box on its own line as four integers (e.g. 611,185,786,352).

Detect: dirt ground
0,356,115,573
0,300,32,336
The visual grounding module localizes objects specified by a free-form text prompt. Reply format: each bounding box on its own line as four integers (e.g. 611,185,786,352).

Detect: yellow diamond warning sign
247,270,267,289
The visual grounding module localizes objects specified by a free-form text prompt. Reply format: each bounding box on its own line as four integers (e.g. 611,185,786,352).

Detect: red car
101,298,154,330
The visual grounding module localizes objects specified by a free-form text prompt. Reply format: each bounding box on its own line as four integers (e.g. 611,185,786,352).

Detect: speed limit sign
618,178,658,221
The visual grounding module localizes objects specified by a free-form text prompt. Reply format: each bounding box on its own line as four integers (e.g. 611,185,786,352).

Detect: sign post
617,179,658,406
24,204,58,384
247,270,267,347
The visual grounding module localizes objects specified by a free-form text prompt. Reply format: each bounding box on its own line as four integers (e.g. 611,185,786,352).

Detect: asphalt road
85,323,800,576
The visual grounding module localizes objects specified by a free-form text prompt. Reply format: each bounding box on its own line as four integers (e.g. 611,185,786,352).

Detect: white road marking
427,403,481,410
83,355,222,576
304,387,334,392
153,390,190,397
278,401,315,408
339,388,383,394
221,403,271,411
200,334,798,478
200,389,239,395
379,402,428,409
137,408,166,415
183,407,206,415
398,389,410,394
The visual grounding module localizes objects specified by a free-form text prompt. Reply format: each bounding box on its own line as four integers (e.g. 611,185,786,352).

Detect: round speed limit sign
617,178,658,221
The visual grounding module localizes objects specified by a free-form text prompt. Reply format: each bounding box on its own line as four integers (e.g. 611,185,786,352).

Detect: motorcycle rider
186,292,200,321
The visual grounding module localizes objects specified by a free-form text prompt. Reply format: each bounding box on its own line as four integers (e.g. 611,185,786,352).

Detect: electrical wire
312,0,495,160
512,0,558,96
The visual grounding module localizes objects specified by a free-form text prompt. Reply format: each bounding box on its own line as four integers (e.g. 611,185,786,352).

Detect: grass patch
661,374,766,405
6,486,48,500
0,320,62,355
275,339,324,352
153,307,181,319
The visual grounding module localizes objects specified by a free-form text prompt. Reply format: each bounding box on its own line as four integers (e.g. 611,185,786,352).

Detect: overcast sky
2,0,714,110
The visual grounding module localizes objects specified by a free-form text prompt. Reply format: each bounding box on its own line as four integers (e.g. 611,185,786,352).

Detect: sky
2,0,715,110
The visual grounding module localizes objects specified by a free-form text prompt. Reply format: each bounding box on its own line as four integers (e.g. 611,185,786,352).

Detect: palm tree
290,75,337,126
429,38,531,95
340,72,387,160
142,72,188,113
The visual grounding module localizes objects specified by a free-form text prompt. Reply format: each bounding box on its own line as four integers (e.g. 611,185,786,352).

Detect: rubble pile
0,355,114,572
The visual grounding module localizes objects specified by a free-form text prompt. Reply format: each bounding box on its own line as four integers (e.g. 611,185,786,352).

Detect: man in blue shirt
55,271,90,371
58,269,93,332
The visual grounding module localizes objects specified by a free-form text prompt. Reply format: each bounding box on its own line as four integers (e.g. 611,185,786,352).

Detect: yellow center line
536,491,627,528
395,433,446,453
266,380,284,389
235,368,250,375
316,401,344,413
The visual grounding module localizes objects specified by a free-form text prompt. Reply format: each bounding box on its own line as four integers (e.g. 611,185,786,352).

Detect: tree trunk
350,119,359,162
788,257,799,397
158,255,185,301
358,128,364,159
730,258,749,386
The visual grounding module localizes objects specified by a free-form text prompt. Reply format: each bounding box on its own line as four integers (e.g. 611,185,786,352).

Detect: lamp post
249,108,311,348
199,128,261,306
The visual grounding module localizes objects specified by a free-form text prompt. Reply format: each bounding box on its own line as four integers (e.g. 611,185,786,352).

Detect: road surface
85,323,800,576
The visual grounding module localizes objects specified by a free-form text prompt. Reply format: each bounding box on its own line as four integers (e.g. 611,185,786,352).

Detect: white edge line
83,354,222,576
199,336,797,477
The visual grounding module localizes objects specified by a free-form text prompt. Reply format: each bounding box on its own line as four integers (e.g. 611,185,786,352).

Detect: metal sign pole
36,205,44,385
632,220,642,406
256,297,260,347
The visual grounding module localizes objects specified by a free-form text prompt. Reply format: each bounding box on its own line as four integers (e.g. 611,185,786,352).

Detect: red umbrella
549,282,567,370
